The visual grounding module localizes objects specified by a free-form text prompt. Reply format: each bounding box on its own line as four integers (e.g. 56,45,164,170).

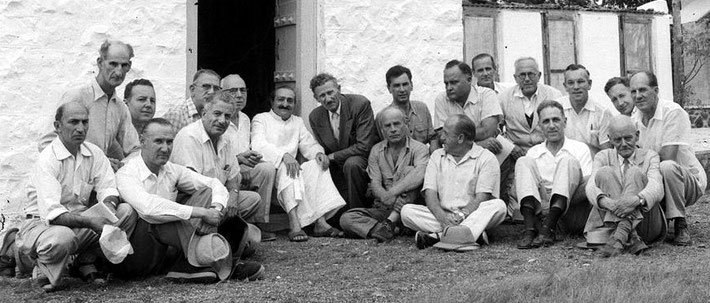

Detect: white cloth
556,96,613,149
171,120,240,185
225,111,251,155
25,138,119,222
251,110,324,167
116,155,229,224
401,199,506,241
99,225,133,264
525,137,593,191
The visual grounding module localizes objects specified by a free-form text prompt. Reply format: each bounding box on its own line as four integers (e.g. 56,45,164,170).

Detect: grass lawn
3,197,710,303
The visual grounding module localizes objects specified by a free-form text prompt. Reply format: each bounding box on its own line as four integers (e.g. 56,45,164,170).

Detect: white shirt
251,110,324,167
116,154,229,224
557,96,613,149
526,137,593,190
26,138,118,222
171,120,240,185
224,111,251,155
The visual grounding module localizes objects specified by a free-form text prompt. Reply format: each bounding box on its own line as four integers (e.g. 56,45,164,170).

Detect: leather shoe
370,220,395,243
597,240,624,258
415,232,439,249
531,225,554,248
673,228,692,246
517,229,537,249
627,235,649,255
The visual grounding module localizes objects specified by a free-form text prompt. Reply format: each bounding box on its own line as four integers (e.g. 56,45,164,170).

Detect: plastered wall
0,0,187,218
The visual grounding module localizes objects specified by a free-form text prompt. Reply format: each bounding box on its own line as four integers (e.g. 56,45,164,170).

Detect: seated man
401,115,507,250
171,90,264,247
308,73,377,212
17,102,137,291
124,78,156,133
604,77,635,116
163,69,221,133
252,87,346,242
221,74,277,241
630,71,707,245
340,107,429,242
516,100,593,249
116,118,264,283
585,115,663,257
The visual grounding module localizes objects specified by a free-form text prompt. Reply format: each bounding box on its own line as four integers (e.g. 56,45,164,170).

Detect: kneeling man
401,115,506,250
585,115,663,257
340,107,429,242
251,87,346,242
516,100,593,249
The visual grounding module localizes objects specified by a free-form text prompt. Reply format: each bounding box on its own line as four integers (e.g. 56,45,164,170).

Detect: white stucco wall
0,0,187,218
319,0,464,115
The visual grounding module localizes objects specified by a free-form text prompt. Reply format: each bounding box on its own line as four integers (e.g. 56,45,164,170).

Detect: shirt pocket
411,125,429,140
76,179,95,204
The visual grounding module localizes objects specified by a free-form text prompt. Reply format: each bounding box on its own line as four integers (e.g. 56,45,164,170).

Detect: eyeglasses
224,87,248,93
200,84,222,91
515,72,539,80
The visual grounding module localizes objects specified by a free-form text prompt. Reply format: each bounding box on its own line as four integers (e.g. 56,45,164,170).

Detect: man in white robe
251,86,346,242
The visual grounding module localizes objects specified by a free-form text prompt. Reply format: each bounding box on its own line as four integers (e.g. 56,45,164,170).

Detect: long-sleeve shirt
525,137,593,191
38,78,140,160
368,137,429,207
251,110,324,167
26,138,119,222
116,155,229,224
170,120,240,185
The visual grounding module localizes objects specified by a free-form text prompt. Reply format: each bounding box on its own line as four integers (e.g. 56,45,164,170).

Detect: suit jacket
309,93,377,165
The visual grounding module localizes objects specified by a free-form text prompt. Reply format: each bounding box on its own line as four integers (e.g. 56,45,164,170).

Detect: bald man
220,74,276,241
340,107,429,242
585,116,663,257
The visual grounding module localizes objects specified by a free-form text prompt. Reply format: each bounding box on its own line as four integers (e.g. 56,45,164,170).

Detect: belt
25,214,40,219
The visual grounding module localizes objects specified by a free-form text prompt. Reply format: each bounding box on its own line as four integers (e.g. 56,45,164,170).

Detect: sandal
311,227,344,238
288,230,309,242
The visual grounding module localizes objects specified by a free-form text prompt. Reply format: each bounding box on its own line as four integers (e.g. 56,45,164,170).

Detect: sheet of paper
81,201,119,224
495,135,515,165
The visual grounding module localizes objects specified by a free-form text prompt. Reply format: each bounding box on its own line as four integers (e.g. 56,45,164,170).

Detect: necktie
622,158,630,177
331,112,340,141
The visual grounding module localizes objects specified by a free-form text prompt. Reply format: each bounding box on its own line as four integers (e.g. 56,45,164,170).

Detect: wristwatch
637,195,647,208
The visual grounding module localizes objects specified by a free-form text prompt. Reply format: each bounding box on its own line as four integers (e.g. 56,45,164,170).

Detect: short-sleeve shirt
170,120,240,185
631,99,707,192
525,137,593,191
162,97,200,133
557,96,613,150
434,85,502,129
422,145,500,211
375,101,435,144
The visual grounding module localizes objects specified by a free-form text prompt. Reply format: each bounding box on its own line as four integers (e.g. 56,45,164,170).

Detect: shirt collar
383,136,412,151
513,85,538,99
560,96,596,112
196,120,228,151
330,102,341,117
529,137,574,158
135,153,165,182
51,137,92,160
269,109,293,122
618,150,637,166
90,77,116,103
443,144,486,163
632,99,665,122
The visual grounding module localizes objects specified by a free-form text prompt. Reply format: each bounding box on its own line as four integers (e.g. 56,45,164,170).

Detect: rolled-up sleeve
174,166,229,209
116,167,194,224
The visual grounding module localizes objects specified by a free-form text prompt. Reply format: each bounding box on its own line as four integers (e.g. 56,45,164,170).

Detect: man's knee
36,226,77,260
557,154,581,170
252,162,276,180
343,156,367,174
515,156,534,172
594,166,616,184
240,191,262,212
659,160,680,177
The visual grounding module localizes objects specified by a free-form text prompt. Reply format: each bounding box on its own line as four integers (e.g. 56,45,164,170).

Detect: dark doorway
198,0,276,118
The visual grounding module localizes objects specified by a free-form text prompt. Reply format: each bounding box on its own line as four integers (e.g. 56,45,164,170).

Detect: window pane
548,20,576,70
464,16,495,65
624,22,651,74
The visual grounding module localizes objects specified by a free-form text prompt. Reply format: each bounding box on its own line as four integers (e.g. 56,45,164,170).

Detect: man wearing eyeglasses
220,74,277,242
163,69,221,133
497,57,563,222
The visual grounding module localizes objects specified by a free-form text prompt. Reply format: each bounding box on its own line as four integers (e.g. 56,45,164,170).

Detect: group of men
0,39,705,292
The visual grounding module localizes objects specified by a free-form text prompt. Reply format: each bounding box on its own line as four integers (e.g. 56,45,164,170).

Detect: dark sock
675,217,687,230
613,220,633,243
542,207,564,236
520,197,538,231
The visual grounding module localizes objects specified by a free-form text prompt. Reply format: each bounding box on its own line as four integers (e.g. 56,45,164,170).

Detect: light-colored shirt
434,85,502,129
251,110,324,167
492,82,514,94
525,137,593,190
422,145,500,211
631,99,707,192
26,138,118,222
38,78,140,160
171,120,240,185
557,95,613,150
499,84,563,150
162,97,200,133
375,101,435,144
116,154,229,224
368,137,429,205
224,111,251,155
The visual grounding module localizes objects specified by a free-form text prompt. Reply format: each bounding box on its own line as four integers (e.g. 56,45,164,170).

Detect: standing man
163,69,221,133
309,73,377,212
124,79,156,133
401,115,506,251
117,118,265,283
252,87,346,241
471,53,511,94
556,64,613,155
376,65,436,152
605,77,635,116
39,40,140,170
515,100,592,249
18,102,137,291
221,74,276,241
630,71,707,245
340,107,429,242
434,60,502,154
585,115,663,257
170,90,264,245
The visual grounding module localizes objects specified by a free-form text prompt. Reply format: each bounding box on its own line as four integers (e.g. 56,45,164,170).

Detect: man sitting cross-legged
400,115,507,251
516,100,593,249
340,107,429,242
251,86,346,242
584,115,663,257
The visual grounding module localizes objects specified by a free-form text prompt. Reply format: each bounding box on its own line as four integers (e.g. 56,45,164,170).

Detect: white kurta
251,110,345,226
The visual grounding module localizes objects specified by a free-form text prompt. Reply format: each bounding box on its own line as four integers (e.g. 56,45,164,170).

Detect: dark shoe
673,228,692,246
597,240,624,258
415,231,439,249
517,229,537,249
0,228,18,278
230,261,265,281
370,220,395,243
531,225,554,248
166,260,218,284
627,235,649,255
75,264,106,285
261,231,277,242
